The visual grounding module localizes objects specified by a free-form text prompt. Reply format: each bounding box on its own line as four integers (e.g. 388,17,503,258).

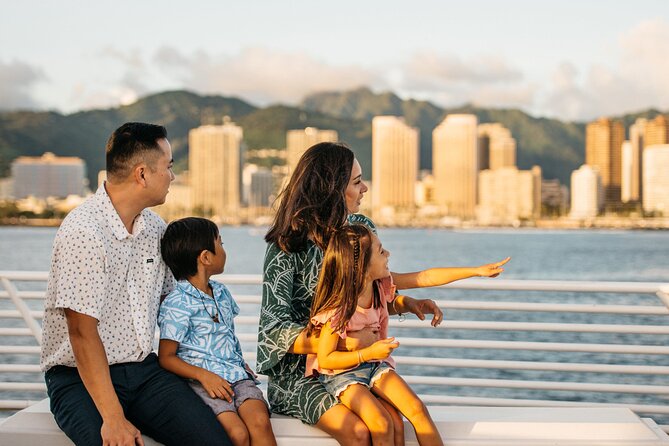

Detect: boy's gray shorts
189,378,270,415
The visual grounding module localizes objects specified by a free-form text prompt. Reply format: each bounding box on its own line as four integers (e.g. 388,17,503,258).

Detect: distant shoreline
2,217,668,230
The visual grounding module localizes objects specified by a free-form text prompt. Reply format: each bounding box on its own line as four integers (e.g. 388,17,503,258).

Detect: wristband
392,299,406,322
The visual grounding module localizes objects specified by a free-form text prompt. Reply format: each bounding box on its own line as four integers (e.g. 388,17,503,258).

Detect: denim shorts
319,361,394,398
189,378,270,415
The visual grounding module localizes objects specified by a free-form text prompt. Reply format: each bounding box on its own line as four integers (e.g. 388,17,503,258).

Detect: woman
256,142,507,445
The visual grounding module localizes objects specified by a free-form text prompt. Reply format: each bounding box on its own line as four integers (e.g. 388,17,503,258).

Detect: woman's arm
256,244,307,372
388,294,445,327
158,339,233,401
316,321,399,370
391,257,510,290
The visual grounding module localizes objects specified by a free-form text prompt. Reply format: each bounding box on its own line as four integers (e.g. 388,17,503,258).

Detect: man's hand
198,369,234,402
475,257,511,278
101,415,144,446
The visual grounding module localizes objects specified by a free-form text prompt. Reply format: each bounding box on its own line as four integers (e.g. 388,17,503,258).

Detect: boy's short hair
161,217,219,280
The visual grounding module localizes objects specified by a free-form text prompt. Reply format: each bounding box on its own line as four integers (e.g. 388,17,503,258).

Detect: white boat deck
2,272,669,443
1,399,668,445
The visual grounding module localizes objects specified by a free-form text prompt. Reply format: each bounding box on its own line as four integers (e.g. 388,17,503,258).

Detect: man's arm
64,309,144,446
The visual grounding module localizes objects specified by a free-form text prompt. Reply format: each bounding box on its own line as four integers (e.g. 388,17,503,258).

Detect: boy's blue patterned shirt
158,280,248,383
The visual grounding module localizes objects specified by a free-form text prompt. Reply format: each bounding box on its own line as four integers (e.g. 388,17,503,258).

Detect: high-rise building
541,179,569,216
478,123,516,170
642,144,669,216
585,118,624,204
11,152,87,199
371,116,419,216
433,114,478,219
242,164,275,208
477,166,541,224
644,115,669,147
286,127,338,175
570,165,603,219
625,118,648,203
189,118,243,219
621,141,635,203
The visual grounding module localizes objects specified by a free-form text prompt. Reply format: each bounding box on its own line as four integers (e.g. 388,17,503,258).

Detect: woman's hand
401,296,444,327
475,257,510,278
338,327,380,351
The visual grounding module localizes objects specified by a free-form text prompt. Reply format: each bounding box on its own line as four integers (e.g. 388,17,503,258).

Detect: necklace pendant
211,315,220,323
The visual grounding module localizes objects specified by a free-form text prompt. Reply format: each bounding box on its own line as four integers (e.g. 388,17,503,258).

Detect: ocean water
1,226,669,420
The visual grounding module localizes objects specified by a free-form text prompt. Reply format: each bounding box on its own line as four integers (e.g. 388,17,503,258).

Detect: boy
158,217,276,446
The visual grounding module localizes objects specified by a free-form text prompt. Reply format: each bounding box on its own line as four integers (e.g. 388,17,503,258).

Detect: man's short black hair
161,217,219,280
105,122,167,180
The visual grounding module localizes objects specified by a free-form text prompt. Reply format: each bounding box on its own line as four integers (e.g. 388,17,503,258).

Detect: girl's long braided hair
307,224,381,335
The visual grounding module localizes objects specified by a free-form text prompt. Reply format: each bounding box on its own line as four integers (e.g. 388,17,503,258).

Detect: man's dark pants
45,353,232,445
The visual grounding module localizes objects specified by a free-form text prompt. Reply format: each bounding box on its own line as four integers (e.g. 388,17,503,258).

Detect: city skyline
2,1,669,121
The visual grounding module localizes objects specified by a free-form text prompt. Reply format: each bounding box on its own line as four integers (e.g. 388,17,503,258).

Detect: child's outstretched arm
392,257,510,290
158,339,234,401
317,321,399,370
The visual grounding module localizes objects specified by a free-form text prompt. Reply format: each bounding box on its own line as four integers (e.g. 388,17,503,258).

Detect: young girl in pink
306,224,443,446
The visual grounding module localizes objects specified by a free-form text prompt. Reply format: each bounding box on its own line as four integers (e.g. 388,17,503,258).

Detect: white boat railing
1,270,669,433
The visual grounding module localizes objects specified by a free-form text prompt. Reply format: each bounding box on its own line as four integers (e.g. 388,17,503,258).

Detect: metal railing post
0,276,42,345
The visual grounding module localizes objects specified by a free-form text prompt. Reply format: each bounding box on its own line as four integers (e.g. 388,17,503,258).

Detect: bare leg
216,412,250,446
378,397,405,446
372,371,443,446
338,384,395,446
237,399,277,446
315,403,371,446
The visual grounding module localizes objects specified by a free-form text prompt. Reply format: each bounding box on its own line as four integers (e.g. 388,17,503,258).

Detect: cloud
66,48,153,110
539,19,669,121
154,46,379,105
0,60,46,110
391,51,533,109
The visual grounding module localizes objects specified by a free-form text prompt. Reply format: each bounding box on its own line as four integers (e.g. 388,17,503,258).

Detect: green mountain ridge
0,88,666,187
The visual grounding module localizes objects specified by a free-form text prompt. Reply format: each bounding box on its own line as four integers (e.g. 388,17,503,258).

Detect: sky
2,0,669,121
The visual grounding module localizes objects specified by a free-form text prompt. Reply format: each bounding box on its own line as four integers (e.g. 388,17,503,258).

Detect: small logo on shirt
146,258,154,263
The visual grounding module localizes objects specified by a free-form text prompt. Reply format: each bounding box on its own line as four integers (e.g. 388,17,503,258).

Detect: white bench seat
1,399,668,445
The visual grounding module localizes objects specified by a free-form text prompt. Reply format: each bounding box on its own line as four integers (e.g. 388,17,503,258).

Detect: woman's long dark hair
265,142,354,253
307,224,380,335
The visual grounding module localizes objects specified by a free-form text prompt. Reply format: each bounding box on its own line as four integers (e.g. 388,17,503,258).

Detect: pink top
306,276,397,377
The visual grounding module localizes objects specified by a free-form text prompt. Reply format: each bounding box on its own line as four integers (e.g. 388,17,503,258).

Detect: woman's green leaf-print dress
256,214,375,425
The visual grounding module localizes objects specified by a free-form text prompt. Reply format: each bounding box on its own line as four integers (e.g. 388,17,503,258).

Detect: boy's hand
364,337,399,361
475,257,510,278
199,370,234,402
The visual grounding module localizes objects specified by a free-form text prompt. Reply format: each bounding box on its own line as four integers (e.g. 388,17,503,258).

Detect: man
40,123,232,445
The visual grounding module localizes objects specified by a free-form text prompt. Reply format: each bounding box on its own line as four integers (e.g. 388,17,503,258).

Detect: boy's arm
65,309,144,446
391,257,510,290
316,321,399,370
158,339,233,401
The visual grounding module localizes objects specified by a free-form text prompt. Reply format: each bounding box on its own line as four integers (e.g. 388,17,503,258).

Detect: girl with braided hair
306,224,442,446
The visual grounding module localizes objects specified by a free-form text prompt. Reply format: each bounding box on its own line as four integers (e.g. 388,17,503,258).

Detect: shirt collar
177,279,223,299
97,183,146,241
